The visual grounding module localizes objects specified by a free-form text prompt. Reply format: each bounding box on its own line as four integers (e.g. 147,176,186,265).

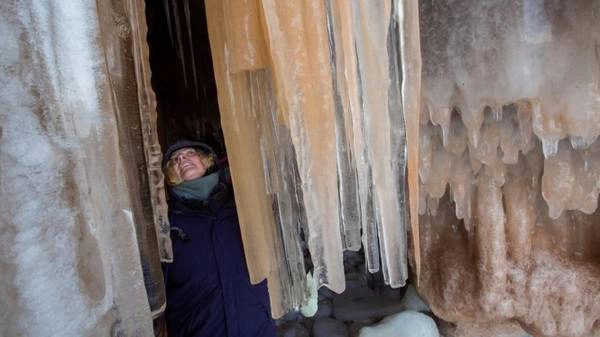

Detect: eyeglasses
170,148,200,162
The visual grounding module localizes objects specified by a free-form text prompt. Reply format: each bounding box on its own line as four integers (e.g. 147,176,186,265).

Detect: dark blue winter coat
163,141,276,337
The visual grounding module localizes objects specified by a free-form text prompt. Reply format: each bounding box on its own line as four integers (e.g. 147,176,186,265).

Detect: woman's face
171,147,208,181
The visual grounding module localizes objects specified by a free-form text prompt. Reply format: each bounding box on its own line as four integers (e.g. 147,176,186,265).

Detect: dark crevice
145,0,225,155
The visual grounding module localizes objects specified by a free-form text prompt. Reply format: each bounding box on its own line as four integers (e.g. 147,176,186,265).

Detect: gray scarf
171,172,220,203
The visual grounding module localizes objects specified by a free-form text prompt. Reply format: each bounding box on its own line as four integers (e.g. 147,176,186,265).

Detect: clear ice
205,0,417,316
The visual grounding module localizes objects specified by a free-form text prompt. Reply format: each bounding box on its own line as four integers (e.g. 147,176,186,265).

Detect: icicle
397,0,422,284
515,100,534,154
475,167,507,313
503,157,535,266
449,153,473,222
499,104,520,164
425,129,452,199
183,0,199,103
205,0,300,317
162,0,175,47
259,0,345,293
352,0,407,287
171,0,188,89
331,0,381,273
445,109,467,156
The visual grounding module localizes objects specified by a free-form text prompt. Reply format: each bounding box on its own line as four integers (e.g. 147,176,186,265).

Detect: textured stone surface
399,285,430,313
312,318,349,337
333,287,404,322
439,320,532,337
277,321,310,337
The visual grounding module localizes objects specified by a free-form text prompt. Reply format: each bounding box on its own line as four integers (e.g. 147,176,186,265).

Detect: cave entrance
144,0,225,155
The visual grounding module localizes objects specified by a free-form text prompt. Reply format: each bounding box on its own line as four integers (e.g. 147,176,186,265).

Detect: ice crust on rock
419,0,600,234
420,0,600,158
418,1,600,336
1,0,161,335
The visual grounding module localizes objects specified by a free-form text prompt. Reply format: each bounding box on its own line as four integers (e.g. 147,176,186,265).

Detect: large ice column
205,0,412,316
124,0,174,266
417,0,600,336
339,1,408,286
0,1,158,335
259,0,345,293
396,0,422,282
95,0,169,315
205,0,306,318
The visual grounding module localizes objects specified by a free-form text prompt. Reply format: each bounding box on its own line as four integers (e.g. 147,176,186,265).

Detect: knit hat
162,140,217,170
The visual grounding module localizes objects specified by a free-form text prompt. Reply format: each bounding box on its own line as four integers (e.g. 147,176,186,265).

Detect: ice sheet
0,0,157,334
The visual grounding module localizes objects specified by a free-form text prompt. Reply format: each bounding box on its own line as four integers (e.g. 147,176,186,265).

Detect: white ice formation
419,0,600,222
358,311,439,337
1,0,165,335
417,1,600,336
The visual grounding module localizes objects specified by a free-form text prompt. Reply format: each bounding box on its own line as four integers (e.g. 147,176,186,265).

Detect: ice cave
1,0,599,336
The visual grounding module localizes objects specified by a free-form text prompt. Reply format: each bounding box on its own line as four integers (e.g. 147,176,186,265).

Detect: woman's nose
175,153,190,163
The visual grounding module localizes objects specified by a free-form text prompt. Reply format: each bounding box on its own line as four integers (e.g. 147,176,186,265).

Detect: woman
162,140,276,337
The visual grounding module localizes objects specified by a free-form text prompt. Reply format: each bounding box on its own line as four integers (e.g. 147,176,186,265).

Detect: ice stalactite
260,0,345,294
1,0,165,335
162,0,175,48
205,0,412,316
183,0,200,104
418,0,600,336
170,0,188,90
205,0,306,318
